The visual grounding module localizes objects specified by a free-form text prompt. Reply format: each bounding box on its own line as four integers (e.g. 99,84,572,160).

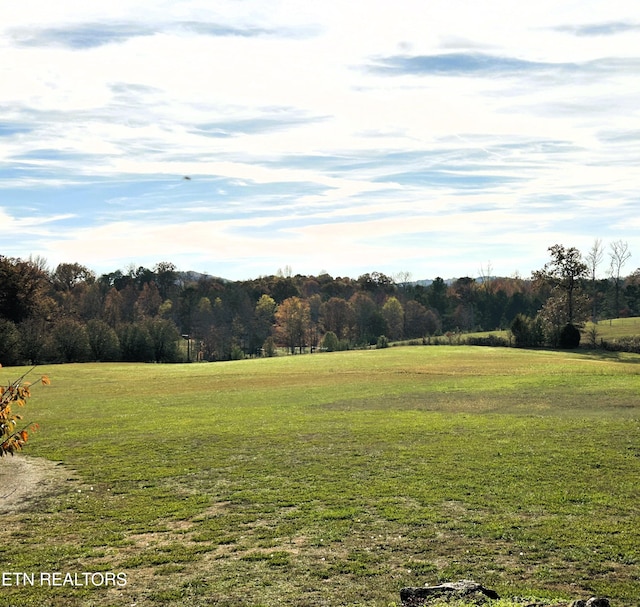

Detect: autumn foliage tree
533,244,588,325
275,297,310,354
1,249,638,362
0,367,50,457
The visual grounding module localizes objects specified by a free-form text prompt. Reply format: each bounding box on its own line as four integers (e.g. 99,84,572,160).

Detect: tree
0,319,21,366
17,319,48,365
537,293,588,347
145,318,181,362
585,239,604,322
624,269,640,316
427,277,448,317
357,272,395,302
51,263,96,319
609,240,631,317
394,270,413,293
274,297,310,354
510,314,529,347
0,256,54,324
376,334,389,349
510,313,544,347
118,323,154,362
350,292,380,345
478,261,495,294
51,319,91,362
253,294,277,352
423,309,441,336
1,368,50,457
86,319,121,361
153,261,178,300
51,262,95,291
320,297,354,341
452,277,478,330
270,276,299,303
102,287,123,327
381,296,404,341
262,336,277,357
135,282,162,319
321,331,339,352
307,293,322,352
404,300,430,338
533,245,588,325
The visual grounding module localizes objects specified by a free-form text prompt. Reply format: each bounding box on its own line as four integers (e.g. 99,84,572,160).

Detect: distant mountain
411,278,455,287
177,270,229,283
177,272,498,287
411,276,498,287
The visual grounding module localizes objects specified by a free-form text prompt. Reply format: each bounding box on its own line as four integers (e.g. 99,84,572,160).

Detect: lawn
1,346,639,607
462,316,640,344
584,317,640,341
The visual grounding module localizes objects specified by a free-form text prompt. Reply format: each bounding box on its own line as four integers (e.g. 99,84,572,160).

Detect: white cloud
1,0,639,279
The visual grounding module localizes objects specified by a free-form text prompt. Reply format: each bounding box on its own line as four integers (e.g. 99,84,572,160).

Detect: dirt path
0,455,74,513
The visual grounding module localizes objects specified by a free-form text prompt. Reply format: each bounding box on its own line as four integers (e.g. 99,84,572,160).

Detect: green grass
585,317,640,340
463,316,640,344
1,346,639,606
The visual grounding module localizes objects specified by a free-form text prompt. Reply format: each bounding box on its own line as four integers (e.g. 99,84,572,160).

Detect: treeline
1,246,638,365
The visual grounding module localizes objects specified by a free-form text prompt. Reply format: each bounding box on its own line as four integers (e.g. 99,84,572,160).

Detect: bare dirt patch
0,454,76,513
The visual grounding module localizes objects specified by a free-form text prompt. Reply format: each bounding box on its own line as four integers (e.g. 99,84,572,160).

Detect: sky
1,0,639,282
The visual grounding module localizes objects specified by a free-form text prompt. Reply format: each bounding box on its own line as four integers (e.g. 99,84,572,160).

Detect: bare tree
609,240,631,317
393,271,413,293
585,239,604,322
478,261,495,294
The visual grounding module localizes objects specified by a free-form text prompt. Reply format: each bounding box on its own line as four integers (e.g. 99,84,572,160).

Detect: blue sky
1,1,639,281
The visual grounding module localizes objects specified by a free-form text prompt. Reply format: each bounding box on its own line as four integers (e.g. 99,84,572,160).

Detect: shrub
600,336,640,353
321,331,339,352
510,314,544,347
230,345,245,360
464,334,510,347
1,368,50,457
559,323,581,349
262,336,277,357
376,335,389,349
337,338,351,351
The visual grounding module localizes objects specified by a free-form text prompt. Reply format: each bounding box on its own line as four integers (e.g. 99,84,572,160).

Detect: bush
464,334,510,347
510,314,544,347
230,345,245,360
262,336,277,357
600,336,640,354
559,323,581,349
321,331,339,352
376,335,389,349
337,338,351,351
1,368,50,456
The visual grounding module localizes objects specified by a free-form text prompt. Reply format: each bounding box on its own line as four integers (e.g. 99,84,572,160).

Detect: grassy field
584,317,640,341
1,346,639,607
462,316,640,343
